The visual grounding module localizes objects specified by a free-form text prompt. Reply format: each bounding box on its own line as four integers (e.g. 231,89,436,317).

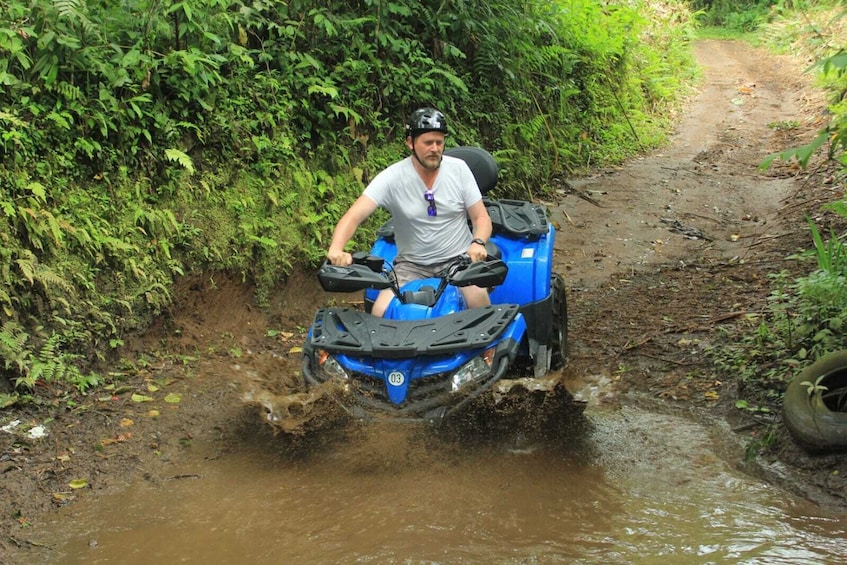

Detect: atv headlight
451,348,495,392
317,350,349,381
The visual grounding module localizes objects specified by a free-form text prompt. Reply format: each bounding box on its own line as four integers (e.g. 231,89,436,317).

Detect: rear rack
484,198,549,237
376,198,549,242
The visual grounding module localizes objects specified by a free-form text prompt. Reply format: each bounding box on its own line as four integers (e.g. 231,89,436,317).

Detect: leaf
164,393,181,404
131,393,154,403
68,479,88,490
164,148,195,174
760,131,829,170
26,182,47,202
101,433,132,446
119,418,133,427
307,84,338,98
422,67,468,93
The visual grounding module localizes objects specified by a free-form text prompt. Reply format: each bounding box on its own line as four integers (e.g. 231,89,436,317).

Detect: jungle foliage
0,0,698,393
691,0,813,32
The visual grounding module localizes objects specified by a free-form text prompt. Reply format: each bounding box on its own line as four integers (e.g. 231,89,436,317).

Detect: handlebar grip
351,252,384,273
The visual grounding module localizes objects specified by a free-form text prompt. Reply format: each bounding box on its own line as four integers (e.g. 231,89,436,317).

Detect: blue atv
301,147,567,424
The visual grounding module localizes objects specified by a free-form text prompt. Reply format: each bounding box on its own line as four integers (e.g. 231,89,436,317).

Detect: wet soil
2,39,846,558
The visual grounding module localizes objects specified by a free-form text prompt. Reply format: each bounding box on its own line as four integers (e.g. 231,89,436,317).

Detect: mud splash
238,354,587,441
236,356,348,435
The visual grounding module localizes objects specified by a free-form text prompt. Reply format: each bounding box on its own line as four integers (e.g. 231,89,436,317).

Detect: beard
413,149,442,170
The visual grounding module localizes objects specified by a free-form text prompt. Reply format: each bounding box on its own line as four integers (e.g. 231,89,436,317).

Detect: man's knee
462,285,490,309
371,289,393,317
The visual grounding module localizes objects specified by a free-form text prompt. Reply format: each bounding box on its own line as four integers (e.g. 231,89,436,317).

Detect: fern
17,206,74,251
15,250,36,285
52,81,82,101
421,67,468,93
0,320,30,373
140,282,172,310
15,249,75,296
50,295,73,317
165,148,196,174
53,0,97,36
0,111,27,128
513,114,546,145
10,331,95,391
0,287,11,314
32,263,76,296
471,43,502,85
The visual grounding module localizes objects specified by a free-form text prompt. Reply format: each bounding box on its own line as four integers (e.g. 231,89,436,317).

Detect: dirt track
558,40,846,506
2,39,846,560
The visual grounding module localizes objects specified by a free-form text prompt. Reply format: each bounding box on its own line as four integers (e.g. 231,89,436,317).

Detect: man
326,107,493,317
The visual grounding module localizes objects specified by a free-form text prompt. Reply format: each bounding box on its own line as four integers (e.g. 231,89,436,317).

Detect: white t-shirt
364,155,482,265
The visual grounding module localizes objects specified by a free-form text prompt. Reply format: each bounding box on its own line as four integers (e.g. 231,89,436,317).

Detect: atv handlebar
318,253,508,298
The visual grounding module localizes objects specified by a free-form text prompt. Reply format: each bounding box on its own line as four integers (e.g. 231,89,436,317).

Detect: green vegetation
691,0,818,33
0,0,698,395
705,2,847,429
692,0,775,32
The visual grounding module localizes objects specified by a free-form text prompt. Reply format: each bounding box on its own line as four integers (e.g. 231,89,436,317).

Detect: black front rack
308,304,519,358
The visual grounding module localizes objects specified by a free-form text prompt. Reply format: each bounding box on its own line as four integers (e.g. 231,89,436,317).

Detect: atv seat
444,146,499,194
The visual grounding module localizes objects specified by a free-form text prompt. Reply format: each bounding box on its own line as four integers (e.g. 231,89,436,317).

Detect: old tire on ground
782,350,847,453
550,273,568,370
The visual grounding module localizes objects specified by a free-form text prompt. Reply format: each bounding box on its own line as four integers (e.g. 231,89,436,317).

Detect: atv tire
782,350,847,453
550,273,568,370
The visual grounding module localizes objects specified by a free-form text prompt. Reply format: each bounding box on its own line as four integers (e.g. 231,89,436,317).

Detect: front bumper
302,305,525,424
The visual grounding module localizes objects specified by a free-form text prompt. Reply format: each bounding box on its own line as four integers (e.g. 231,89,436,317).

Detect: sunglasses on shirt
424,190,437,216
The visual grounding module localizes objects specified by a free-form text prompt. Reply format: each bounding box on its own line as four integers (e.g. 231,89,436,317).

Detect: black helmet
405,107,448,139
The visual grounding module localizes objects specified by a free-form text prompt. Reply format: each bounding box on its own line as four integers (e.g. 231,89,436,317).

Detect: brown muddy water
25,388,847,564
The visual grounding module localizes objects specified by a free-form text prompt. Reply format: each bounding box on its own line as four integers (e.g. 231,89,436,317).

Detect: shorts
391,257,455,287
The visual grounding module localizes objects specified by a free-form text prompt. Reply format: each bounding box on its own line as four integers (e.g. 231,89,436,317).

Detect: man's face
408,131,445,170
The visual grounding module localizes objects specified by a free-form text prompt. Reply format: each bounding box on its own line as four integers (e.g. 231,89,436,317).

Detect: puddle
24,404,846,564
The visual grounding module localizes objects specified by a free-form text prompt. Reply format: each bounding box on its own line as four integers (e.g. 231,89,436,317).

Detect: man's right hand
327,249,352,266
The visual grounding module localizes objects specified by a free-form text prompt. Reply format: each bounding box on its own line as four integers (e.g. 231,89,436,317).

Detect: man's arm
327,194,379,265
466,199,493,262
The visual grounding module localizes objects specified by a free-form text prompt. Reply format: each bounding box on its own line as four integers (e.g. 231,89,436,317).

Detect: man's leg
371,258,428,317
372,259,490,315
371,288,394,317
460,285,490,309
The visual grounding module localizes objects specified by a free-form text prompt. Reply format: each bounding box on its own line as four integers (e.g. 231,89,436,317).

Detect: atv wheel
550,273,568,370
782,350,847,453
